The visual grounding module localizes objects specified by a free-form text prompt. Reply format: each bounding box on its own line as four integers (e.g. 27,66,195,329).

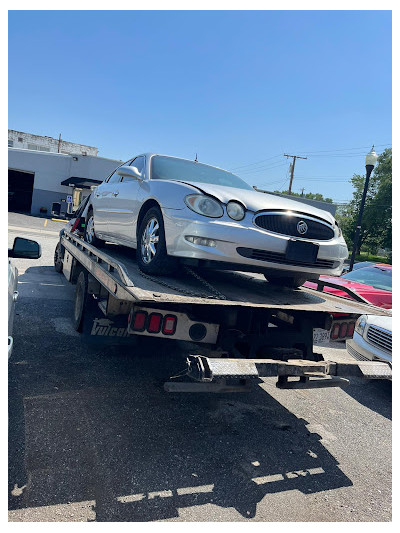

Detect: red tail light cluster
131,311,177,336
330,321,356,340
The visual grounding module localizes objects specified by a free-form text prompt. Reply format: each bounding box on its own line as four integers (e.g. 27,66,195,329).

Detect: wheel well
136,199,161,237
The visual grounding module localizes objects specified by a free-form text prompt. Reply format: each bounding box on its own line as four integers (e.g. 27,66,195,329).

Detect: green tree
275,190,333,203
337,148,392,254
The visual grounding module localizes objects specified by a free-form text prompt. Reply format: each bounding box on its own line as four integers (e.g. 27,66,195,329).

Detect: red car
304,264,392,341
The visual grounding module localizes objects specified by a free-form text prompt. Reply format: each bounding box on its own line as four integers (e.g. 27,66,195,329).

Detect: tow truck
55,223,392,392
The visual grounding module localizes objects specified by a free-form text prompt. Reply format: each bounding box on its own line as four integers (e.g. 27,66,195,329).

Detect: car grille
254,212,335,240
366,325,392,353
236,247,337,269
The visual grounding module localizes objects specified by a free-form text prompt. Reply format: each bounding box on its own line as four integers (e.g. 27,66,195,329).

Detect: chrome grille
236,247,337,269
254,212,335,240
366,325,392,353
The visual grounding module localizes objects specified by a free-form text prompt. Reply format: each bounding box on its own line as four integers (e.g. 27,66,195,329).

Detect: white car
84,153,348,287
8,237,41,357
347,314,392,365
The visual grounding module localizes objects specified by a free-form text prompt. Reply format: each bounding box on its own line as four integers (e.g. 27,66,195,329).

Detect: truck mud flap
164,355,392,392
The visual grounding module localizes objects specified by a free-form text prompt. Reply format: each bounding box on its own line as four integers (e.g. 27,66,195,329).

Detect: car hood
175,181,336,224
366,315,392,330
304,276,392,309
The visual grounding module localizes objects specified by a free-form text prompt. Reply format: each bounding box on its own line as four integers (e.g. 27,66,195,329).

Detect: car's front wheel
264,274,308,289
137,206,176,275
84,209,103,247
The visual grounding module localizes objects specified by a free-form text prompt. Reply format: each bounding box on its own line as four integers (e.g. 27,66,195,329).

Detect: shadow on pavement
342,379,392,421
9,295,354,521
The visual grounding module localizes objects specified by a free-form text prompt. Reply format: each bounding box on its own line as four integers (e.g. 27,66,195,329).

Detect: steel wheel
140,217,160,264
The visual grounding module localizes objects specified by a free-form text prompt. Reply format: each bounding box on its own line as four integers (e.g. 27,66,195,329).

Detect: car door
106,156,146,244
92,165,124,237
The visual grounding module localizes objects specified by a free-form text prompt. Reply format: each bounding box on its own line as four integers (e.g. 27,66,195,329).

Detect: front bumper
162,208,348,277
346,333,392,364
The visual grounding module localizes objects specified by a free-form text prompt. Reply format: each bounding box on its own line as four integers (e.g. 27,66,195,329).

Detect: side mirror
9,237,42,259
117,165,143,181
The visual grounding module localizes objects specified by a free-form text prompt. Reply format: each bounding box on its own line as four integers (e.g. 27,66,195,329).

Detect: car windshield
150,156,253,190
342,266,392,292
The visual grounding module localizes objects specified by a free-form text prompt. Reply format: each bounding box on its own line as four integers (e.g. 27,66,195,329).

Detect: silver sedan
85,153,348,287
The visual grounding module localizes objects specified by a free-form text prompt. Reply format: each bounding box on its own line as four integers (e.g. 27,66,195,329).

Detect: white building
8,147,121,216
8,130,98,156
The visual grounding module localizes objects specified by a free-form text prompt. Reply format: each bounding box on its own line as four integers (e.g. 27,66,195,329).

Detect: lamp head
365,145,378,167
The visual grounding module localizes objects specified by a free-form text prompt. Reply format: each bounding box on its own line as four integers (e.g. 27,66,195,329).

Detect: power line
229,154,282,171
228,143,391,174
294,143,391,155
239,162,289,175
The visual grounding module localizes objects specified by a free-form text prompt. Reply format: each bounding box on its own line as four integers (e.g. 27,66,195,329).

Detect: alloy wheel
141,217,160,264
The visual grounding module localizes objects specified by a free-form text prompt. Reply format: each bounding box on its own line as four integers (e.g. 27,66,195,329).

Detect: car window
342,266,392,292
108,170,122,184
122,156,145,182
150,155,253,190
105,160,132,183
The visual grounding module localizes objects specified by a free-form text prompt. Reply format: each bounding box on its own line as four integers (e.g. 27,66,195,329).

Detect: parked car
341,261,376,275
304,264,392,309
346,314,392,368
8,237,41,357
83,153,348,287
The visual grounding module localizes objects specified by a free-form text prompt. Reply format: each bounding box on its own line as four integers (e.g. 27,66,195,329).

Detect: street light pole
349,145,378,272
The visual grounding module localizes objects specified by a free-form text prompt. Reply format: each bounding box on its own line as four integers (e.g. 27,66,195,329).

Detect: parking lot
8,213,392,522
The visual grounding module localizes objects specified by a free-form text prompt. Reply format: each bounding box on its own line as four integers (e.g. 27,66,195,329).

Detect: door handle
112,191,119,197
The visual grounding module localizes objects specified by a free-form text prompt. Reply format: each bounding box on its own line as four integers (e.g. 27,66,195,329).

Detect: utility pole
300,187,305,197
58,133,62,153
284,154,307,194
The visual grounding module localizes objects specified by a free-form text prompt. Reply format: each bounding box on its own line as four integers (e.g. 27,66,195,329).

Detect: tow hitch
164,355,392,392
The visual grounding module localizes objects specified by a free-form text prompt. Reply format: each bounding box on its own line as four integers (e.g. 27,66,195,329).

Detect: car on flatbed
83,153,348,288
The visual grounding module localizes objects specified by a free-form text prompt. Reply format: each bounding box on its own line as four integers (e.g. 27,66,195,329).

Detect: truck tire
264,274,307,289
84,209,103,248
137,206,176,275
54,241,63,273
73,271,89,332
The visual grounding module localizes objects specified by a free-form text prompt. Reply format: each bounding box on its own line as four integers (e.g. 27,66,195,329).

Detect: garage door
8,169,35,213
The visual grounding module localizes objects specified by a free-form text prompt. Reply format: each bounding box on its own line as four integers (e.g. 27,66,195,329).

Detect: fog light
185,235,217,247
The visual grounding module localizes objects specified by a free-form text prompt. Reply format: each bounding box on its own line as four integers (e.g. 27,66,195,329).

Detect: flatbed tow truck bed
59,231,392,391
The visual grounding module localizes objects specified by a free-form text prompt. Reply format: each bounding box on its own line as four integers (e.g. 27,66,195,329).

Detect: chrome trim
366,324,392,352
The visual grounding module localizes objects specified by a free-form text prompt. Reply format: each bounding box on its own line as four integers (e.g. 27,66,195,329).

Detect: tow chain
139,266,227,300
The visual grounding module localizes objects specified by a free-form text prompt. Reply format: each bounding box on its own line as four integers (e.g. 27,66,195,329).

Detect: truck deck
61,231,389,316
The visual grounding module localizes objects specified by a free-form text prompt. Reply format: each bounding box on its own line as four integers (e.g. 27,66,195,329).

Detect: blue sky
8,10,392,203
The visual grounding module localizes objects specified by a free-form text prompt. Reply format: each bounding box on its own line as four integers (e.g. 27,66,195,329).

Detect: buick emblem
297,220,308,235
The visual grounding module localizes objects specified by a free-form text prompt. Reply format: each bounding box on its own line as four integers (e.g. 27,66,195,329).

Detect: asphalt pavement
8,213,392,522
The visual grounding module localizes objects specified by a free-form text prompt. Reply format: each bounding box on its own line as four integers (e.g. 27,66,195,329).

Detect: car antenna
194,153,198,162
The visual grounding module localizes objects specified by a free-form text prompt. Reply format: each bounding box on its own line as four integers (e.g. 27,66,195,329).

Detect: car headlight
226,201,245,221
185,194,223,218
355,315,367,336
335,221,342,238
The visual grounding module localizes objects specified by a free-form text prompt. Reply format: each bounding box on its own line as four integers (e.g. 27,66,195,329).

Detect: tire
264,274,307,289
84,209,103,247
54,241,63,273
137,206,176,275
73,271,89,332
